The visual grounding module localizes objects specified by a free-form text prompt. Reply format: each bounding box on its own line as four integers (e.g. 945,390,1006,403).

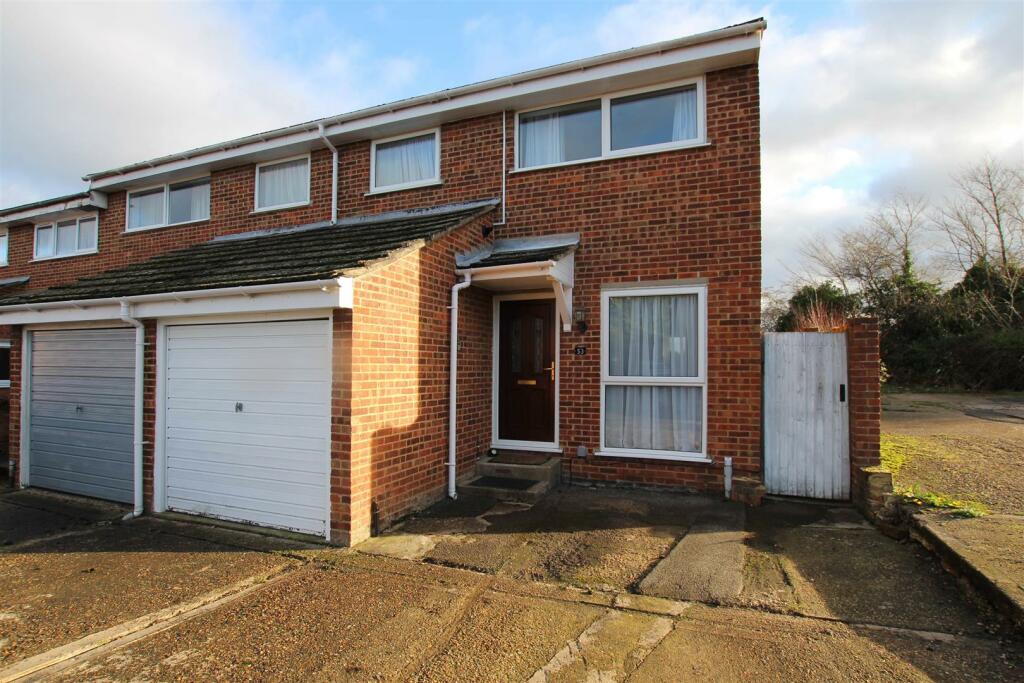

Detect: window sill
0,381,9,389
31,250,98,263
510,140,712,175
594,449,712,464
125,217,209,233
250,200,311,215
365,179,443,196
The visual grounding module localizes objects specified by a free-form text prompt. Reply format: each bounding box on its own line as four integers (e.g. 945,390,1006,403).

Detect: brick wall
7,328,21,483
846,317,882,500
339,213,494,543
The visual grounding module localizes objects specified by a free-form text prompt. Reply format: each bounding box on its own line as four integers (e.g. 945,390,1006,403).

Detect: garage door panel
31,441,135,465
166,439,325,472
168,347,329,371
32,450,132,479
167,378,324,404
32,391,135,408
32,349,135,367
32,472,131,504
31,401,134,425
164,319,330,537
165,489,325,536
32,376,135,397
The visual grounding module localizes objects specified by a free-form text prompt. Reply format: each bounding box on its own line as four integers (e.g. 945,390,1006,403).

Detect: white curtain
169,181,210,223
77,218,97,251
375,134,435,188
55,221,78,255
672,87,698,141
605,293,702,453
128,189,164,229
258,158,309,208
520,112,565,168
36,226,54,257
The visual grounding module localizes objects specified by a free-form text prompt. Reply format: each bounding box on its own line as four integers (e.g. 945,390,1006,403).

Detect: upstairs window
127,178,210,231
516,78,705,170
610,84,699,151
35,216,98,260
0,228,7,266
518,101,601,169
255,155,310,210
371,130,440,192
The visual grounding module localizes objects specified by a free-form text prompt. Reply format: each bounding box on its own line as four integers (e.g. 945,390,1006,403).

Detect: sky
1,0,1021,287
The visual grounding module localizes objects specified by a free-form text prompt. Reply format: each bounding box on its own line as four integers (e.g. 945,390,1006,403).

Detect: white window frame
0,340,9,388
33,214,100,261
253,153,311,212
0,228,8,266
513,76,707,173
125,176,211,232
598,283,709,462
368,128,442,195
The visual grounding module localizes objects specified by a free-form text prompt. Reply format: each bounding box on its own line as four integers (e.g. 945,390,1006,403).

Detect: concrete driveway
1,487,1021,682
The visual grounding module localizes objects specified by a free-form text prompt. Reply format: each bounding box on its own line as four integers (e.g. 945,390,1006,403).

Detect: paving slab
911,511,1024,629
0,518,295,665
742,500,995,635
638,502,746,603
0,490,127,546
629,605,1023,683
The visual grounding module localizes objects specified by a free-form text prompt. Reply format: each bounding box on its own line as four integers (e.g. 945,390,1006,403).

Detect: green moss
881,433,988,518
895,485,989,518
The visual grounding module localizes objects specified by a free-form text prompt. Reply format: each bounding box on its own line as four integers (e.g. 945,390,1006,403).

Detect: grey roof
0,192,91,218
0,200,498,307
457,233,579,269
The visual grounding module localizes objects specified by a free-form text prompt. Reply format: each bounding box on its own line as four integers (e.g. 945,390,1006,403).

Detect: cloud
0,1,420,206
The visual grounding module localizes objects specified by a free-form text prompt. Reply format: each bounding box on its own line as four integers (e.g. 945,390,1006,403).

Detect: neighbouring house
0,19,770,545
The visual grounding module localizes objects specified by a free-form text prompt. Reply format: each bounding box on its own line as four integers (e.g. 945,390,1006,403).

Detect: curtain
375,134,435,188
169,180,210,223
258,158,309,208
128,189,164,229
672,87,698,141
55,221,77,255
520,112,564,168
77,218,97,251
605,293,702,453
605,385,702,452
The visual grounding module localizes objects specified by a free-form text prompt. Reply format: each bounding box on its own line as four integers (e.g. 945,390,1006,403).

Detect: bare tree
800,192,931,294
935,158,1024,327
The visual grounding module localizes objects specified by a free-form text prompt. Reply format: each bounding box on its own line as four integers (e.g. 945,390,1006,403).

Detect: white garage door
164,319,331,536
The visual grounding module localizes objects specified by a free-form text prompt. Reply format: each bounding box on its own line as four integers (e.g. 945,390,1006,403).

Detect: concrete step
457,476,552,503
476,455,562,486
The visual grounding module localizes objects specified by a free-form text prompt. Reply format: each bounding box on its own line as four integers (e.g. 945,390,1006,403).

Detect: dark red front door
498,299,555,443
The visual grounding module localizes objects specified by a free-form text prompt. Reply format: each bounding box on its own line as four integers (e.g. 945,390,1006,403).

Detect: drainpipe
119,301,145,518
448,273,473,499
724,456,733,501
318,123,339,224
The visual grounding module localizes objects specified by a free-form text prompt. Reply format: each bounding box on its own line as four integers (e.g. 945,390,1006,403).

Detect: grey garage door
28,328,135,503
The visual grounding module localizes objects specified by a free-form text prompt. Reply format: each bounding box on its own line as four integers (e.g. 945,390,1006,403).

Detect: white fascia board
0,191,108,227
0,277,353,325
88,33,760,191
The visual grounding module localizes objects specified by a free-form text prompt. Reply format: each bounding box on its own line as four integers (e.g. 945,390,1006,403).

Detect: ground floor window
600,284,707,460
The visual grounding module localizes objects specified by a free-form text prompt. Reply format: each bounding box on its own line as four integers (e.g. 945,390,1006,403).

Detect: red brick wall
7,328,21,483
339,213,493,543
847,317,882,499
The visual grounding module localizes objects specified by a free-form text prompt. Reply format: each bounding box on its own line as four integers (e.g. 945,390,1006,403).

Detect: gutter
119,302,146,518
448,273,473,499
0,278,349,314
317,123,339,224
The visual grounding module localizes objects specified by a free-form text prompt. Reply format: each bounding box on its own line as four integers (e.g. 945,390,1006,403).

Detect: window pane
128,187,165,229
36,226,54,258
374,133,436,188
257,158,309,208
77,218,97,251
611,85,698,151
0,232,7,264
519,100,601,168
0,347,9,382
168,179,210,224
605,385,702,453
608,293,699,377
56,221,77,256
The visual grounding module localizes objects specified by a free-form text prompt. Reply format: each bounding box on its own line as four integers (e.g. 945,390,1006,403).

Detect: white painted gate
764,332,849,499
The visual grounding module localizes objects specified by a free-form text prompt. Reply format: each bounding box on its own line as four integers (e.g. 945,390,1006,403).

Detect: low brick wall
846,318,882,510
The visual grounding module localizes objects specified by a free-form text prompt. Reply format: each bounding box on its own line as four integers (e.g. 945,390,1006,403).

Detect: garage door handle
75,405,84,414
235,402,244,413
839,384,846,403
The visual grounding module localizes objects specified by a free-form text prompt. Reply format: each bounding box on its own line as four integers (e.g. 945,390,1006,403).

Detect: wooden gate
764,332,850,499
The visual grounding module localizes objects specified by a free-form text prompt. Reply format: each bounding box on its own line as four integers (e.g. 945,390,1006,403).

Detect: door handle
839,384,846,403
545,363,555,381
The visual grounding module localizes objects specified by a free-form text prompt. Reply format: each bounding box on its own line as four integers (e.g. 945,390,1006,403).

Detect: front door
498,299,556,443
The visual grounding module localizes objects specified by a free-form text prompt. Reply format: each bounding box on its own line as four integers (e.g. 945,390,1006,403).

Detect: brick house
0,19,770,545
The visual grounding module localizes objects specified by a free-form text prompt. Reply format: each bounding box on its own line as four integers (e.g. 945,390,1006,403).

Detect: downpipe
119,301,146,518
448,273,473,499
724,456,733,500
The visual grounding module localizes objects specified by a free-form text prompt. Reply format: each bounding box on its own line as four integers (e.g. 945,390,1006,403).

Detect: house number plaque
574,345,587,356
